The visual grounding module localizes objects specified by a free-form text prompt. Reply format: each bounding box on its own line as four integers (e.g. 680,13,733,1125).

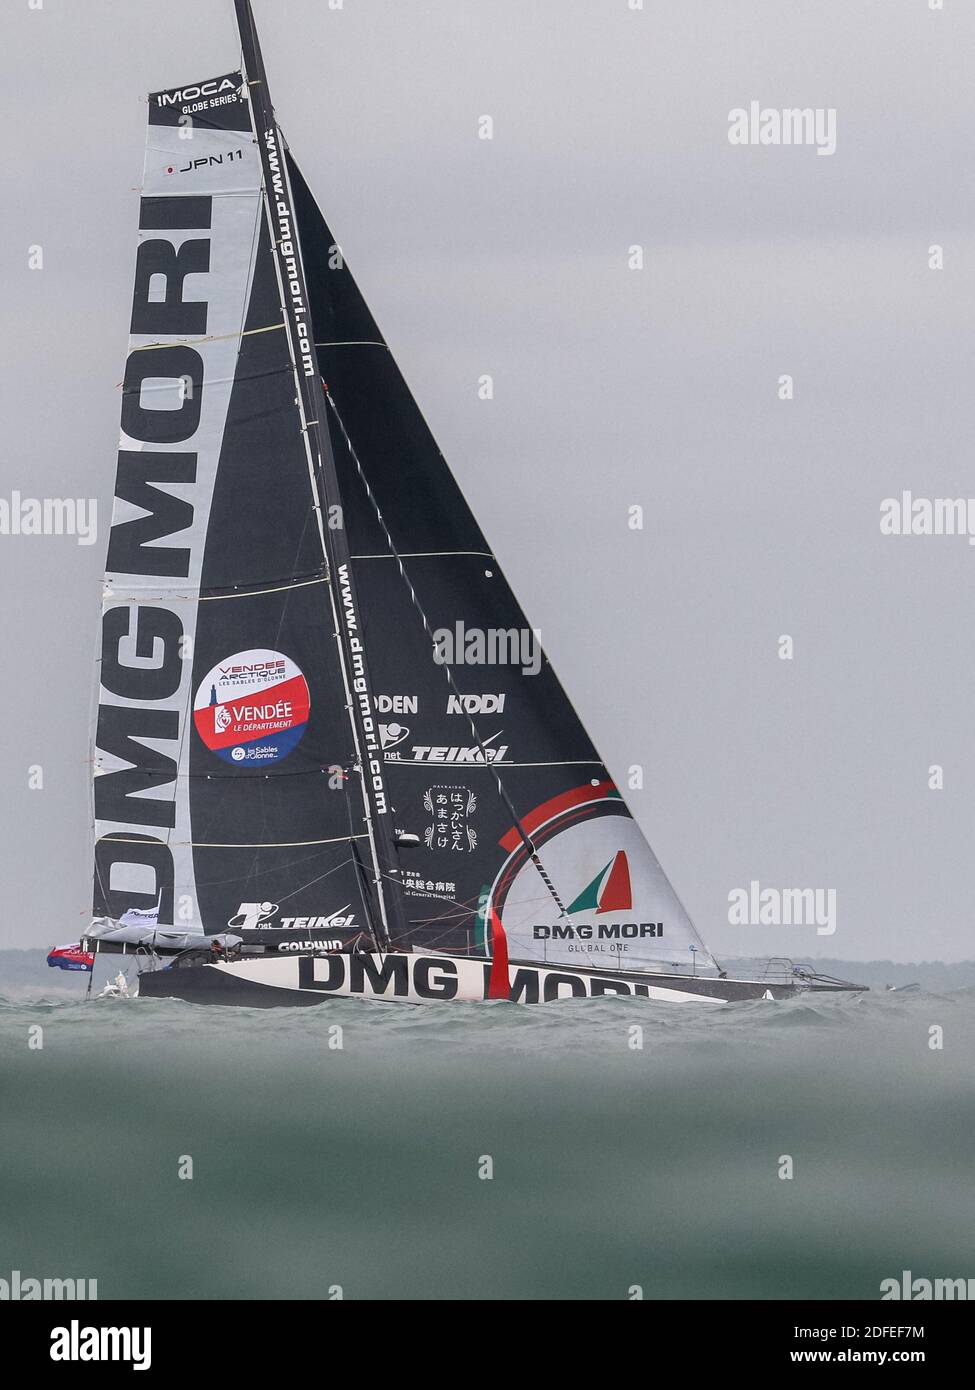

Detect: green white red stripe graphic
567,850,632,914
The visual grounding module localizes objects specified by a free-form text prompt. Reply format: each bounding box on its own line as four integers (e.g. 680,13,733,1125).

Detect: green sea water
1,956,972,1301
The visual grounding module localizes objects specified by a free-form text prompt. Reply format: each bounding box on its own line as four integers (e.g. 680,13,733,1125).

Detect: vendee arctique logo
194,648,310,766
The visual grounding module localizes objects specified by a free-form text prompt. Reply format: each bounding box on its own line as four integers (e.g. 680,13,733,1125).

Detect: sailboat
73,0,865,1007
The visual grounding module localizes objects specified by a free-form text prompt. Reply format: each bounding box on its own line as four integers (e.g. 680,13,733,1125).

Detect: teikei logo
227,903,357,934
194,649,310,765
227,902,278,930
408,731,508,763
278,910,357,931
50,1321,151,1372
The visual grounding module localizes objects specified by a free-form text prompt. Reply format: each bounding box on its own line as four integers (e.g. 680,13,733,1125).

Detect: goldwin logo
50,1321,151,1371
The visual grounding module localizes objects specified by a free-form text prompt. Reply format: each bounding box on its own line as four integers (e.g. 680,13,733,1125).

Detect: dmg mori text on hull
135,953,860,1007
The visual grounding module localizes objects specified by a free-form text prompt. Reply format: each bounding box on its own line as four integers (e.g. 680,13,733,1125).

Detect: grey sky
1,0,972,960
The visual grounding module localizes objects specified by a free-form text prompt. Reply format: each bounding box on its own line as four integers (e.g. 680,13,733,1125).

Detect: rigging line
227,188,265,382
380,874,493,933
400,900,489,947
102,577,328,605
120,363,300,391
409,911,476,937
128,323,284,353
105,570,326,595
387,758,604,770
162,629,195,860
348,802,382,952
139,173,260,195
201,576,327,601
255,854,358,907
271,482,330,680
180,850,359,895
381,872,480,914
315,341,389,350
91,765,350,783
323,385,569,921
88,595,113,921
352,550,494,560
97,833,367,849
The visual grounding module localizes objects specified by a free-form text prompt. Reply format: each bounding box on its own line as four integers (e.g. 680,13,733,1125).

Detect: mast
233,0,408,947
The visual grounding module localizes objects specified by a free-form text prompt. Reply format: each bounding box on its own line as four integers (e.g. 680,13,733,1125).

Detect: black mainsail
93,32,401,950
82,0,870,1005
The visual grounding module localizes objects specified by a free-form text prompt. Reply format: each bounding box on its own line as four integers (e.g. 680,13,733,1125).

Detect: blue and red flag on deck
47,943,95,972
